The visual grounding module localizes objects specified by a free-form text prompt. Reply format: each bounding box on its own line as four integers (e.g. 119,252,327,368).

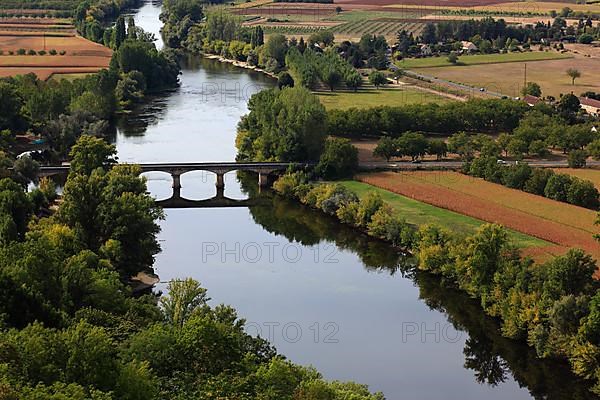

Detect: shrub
355,192,384,228
544,173,573,202
27,49,37,55
273,172,307,198
501,163,532,190
524,168,554,195
336,201,359,225
367,205,414,247
49,49,58,55
17,48,26,55
568,149,588,169
320,186,358,216
567,178,599,209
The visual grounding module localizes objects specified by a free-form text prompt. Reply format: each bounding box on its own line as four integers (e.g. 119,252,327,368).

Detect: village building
579,97,600,116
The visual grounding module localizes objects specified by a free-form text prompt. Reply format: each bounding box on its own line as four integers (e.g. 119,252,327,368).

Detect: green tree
497,133,512,157
448,132,474,160
447,52,459,64
114,16,126,49
160,278,210,327
368,71,387,89
0,82,25,131
427,139,448,160
315,137,358,179
521,82,542,97
127,16,137,40
587,139,600,160
567,68,581,85
567,178,599,208
373,137,397,161
277,71,294,89
263,34,288,67
63,320,119,391
544,173,573,202
68,136,116,176
507,137,528,158
453,223,512,297
568,149,588,168
524,168,554,195
501,163,532,190
322,67,343,91
345,70,362,92
236,87,327,162
396,132,428,161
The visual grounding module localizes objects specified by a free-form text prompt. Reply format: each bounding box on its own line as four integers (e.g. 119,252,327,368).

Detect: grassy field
315,87,447,109
398,51,570,69
356,171,600,258
340,180,549,249
414,55,600,97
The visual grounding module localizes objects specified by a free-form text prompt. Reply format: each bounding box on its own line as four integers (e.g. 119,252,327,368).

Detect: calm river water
113,2,592,398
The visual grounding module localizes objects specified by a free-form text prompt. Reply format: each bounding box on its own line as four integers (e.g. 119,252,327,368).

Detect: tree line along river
111,1,592,398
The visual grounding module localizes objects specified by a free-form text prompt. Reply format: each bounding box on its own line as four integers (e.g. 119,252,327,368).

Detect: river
114,2,591,398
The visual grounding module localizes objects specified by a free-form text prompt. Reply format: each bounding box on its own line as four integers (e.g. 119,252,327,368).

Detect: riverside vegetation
0,135,385,399
273,170,600,395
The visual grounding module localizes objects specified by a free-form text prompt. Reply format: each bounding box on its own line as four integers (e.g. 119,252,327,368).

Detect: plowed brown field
0,30,111,80
358,171,600,259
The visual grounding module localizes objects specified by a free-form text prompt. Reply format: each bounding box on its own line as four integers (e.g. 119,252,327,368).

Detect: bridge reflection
157,192,269,208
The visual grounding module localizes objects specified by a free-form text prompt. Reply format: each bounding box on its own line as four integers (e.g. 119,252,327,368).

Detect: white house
420,44,433,56
579,97,600,116
461,41,478,52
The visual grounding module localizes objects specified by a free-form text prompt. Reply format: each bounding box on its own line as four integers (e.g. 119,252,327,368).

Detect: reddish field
335,0,513,6
358,171,600,259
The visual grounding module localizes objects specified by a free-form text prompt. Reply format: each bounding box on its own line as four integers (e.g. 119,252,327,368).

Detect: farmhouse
523,95,542,107
461,41,478,53
420,44,433,56
579,97,600,116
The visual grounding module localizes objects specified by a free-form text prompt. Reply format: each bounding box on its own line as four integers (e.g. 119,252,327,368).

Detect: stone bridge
38,162,308,207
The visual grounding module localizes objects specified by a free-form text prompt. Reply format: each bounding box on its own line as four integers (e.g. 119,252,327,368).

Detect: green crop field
397,51,571,69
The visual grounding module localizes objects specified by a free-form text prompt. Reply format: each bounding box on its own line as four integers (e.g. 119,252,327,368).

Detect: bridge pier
215,173,225,189
258,172,270,187
171,172,181,199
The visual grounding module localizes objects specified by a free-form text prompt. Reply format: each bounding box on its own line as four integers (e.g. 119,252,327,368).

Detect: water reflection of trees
249,196,405,273
248,191,594,399
417,273,595,399
113,95,173,138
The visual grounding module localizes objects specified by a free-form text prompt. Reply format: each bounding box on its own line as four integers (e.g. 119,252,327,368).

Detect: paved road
404,70,507,99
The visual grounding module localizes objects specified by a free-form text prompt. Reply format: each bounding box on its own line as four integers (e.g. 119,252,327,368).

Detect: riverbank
272,172,600,396
202,53,278,79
